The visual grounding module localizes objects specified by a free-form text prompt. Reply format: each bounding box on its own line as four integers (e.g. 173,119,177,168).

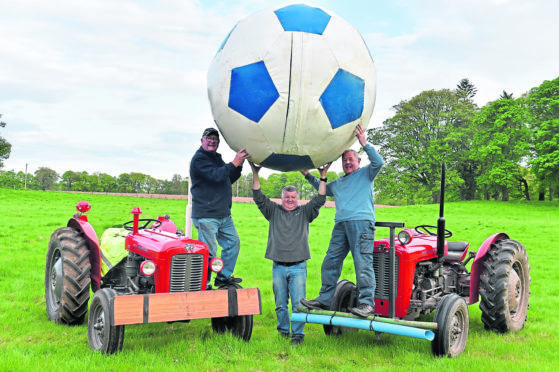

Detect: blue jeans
316,220,375,307
192,216,240,282
273,261,307,338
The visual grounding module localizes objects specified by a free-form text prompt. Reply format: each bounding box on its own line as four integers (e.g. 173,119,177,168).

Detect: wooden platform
112,288,262,325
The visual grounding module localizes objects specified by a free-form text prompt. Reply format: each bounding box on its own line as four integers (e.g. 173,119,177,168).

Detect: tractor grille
373,251,399,300
169,254,204,292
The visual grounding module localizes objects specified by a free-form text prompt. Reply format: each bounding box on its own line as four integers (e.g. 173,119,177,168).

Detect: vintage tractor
45,201,261,354
292,164,531,357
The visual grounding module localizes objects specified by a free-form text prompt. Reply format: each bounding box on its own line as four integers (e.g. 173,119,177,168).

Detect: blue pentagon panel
261,153,315,172
274,4,331,35
319,69,365,129
229,61,280,123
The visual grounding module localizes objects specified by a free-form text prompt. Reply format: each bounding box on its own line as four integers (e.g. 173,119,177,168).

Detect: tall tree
500,90,514,100
527,76,559,201
34,167,59,191
470,97,531,201
456,78,478,100
0,114,12,168
369,89,473,204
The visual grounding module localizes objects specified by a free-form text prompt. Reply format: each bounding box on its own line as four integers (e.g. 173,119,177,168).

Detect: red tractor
45,201,261,354
293,164,531,357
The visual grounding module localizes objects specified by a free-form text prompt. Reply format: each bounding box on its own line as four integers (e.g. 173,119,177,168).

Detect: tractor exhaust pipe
437,162,446,258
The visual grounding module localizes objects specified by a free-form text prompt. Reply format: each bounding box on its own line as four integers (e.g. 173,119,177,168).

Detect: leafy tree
171,174,184,195
117,173,134,193
97,173,117,192
34,167,59,190
61,171,77,190
527,76,559,201
0,114,12,168
470,97,531,201
369,89,473,204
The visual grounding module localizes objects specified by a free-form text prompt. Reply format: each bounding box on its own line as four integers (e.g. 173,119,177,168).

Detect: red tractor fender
468,232,510,305
67,216,102,292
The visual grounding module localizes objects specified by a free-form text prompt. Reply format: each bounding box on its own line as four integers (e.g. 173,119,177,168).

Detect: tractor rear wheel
431,294,469,357
88,288,125,354
479,239,531,333
324,279,358,336
211,284,253,341
45,227,91,325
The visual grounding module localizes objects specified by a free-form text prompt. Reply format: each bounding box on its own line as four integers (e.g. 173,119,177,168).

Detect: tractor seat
444,241,470,262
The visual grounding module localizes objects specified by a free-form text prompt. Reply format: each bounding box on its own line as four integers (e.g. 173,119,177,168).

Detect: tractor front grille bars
169,254,204,292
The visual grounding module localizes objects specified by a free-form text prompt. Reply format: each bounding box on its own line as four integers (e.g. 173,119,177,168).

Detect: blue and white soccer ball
207,3,376,171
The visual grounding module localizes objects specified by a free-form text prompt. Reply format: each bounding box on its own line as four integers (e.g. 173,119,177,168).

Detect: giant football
207,3,376,171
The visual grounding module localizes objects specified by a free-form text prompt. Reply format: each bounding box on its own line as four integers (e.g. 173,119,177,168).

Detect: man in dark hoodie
190,127,250,287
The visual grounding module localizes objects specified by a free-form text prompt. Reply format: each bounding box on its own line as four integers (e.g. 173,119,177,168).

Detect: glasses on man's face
205,136,219,143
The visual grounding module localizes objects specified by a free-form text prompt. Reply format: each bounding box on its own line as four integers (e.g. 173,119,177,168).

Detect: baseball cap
202,127,219,138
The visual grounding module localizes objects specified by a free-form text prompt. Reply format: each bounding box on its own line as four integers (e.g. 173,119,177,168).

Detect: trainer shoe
300,298,328,310
350,303,374,318
291,336,304,345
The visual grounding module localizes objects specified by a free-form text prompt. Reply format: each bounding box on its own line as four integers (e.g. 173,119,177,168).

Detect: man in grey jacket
250,161,330,345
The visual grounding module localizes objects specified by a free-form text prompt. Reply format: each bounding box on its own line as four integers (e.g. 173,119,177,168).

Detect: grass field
1,188,558,371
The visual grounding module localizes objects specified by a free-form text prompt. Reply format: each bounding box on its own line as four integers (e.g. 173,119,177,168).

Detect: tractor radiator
373,251,399,300
169,254,204,292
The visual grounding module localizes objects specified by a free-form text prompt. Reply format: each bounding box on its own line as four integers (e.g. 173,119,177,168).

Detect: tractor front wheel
431,294,469,357
88,288,125,354
324,279,358,336
211,284,253,341
45,227,91,325
479,239,531,333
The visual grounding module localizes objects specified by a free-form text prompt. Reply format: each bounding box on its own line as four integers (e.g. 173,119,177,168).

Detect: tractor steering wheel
414,224,453,238
123,219,162,231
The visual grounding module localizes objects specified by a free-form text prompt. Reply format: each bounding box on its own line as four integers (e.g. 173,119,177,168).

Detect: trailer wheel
324,280,358,336
45,227,91,325
88,288,125,354
479,239,531,333
211,284,253,341
431,294,469,357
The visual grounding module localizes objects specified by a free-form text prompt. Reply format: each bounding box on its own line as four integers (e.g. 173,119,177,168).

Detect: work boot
350,303,374,318
300,298,328,310
215,275,242,287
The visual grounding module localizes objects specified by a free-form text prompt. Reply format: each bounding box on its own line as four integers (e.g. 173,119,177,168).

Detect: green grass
1,188,558,371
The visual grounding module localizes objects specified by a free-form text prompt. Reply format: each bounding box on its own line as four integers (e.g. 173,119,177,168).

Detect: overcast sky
1,0,558,180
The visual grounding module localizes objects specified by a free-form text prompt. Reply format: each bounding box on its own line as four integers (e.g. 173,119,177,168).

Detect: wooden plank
148,291,229,323
112,288,262,325
236,288,262,315
113,295,144,325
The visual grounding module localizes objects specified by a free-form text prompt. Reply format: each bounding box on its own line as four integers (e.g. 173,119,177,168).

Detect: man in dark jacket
190,127,250,287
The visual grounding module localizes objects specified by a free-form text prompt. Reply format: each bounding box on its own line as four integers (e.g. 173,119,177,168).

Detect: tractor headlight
140,260,156,276
398,230,412,245
210,257,224,273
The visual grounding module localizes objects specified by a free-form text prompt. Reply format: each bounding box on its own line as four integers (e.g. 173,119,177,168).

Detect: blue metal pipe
291,313,434,341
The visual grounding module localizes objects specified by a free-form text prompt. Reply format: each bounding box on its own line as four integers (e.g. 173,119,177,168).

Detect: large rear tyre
323,279,358,336
479,239,531,333
45,227,91,325
88,288,125,354
210,283,253,341
431,294,469,358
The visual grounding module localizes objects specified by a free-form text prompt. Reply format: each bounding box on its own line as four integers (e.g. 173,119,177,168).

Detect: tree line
369,77,558,204
1,76,557,204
